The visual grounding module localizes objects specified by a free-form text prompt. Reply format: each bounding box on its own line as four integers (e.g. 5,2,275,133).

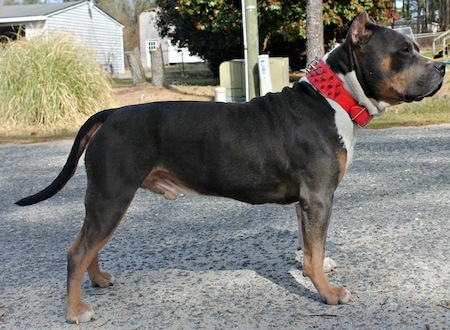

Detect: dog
16,12,445,324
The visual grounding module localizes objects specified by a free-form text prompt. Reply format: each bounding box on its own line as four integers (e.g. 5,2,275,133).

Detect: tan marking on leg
302,243,352,304
336,150,347,184
66,218,124,323
295,203,303,250
66,234,95,324
296,204,337,272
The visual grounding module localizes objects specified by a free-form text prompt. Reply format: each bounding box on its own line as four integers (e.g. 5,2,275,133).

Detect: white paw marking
323,257,338,273
76,308,96,324
338,288,353,304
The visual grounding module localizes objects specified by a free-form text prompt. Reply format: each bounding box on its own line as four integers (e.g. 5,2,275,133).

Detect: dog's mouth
403,81,444,103
426,81,444,97
404,95,424,103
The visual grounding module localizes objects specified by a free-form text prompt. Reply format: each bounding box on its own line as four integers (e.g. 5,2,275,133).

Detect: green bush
0,32,113,129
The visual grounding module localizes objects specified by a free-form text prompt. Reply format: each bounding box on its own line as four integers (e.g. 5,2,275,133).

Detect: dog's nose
434,62,446,76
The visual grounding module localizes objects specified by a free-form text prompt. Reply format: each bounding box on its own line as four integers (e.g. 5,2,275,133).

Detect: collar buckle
306,58,320,74
349,105,371,127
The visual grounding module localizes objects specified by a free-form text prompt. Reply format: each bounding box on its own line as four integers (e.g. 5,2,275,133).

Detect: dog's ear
349,11,376,46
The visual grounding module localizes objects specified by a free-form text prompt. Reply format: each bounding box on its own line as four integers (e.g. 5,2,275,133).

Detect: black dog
16,12,445,324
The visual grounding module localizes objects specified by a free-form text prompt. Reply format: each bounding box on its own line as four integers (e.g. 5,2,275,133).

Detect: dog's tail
15,109,113,206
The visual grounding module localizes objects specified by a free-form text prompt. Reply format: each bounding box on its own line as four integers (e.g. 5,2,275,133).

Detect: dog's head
348,12,445,107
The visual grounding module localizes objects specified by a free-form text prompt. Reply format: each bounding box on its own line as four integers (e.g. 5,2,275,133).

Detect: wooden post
125,48,146,86
150,45,166,87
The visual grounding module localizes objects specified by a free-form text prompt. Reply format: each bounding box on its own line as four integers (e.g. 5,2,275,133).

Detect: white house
139,10,203,68
0,0,124,75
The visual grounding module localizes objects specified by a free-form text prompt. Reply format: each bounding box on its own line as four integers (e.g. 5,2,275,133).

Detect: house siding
25,21,47,38
139,11,165,67
46,2,124,74
139,11,203,68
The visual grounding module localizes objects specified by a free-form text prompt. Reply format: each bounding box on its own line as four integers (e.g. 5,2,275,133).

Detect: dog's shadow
101,193,331,302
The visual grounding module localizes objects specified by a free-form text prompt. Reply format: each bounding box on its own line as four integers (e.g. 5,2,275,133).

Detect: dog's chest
299,76,358,168
327,99,358,169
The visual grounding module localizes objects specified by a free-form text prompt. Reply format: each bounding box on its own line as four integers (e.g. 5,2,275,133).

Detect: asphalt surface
0,125,449,329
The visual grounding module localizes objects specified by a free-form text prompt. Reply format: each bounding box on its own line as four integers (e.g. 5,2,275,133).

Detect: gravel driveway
1,125,449,329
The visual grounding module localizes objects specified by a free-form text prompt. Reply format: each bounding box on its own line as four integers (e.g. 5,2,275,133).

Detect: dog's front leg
297,192,352,304
295,203,338,273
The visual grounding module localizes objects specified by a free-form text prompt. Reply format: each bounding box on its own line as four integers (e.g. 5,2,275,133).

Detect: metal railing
432,30,450,58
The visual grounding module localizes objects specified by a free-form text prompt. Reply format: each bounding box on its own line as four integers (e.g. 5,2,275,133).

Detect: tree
126,48,147,85
156,0,243,77
398,0,447,32
95,0,155,52
306,0,324,65
156,0,397,75
446,0,450,30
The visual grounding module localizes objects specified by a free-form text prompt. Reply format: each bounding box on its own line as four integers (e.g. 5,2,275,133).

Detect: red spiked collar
306,59,373,127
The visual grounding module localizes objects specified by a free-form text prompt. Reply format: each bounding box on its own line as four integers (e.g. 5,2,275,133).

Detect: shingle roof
0,1,83,19
0,1,123,27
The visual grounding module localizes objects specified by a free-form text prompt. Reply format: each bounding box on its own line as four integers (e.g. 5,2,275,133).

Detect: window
147,40,158,52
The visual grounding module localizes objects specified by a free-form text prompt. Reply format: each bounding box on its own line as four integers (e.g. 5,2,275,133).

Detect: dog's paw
321,286,355,305
91,272,115,288
323,257,337,273
66,303,96,324
338,288,355,304
75,309,96,324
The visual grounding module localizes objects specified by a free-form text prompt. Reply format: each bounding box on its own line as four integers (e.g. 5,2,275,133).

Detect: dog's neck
337,69,389,116
305,57,374,127
322,45,389,116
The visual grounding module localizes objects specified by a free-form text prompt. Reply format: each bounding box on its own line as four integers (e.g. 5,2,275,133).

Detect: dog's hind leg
297,188,353,304
295,203,338,273
65,183,136,324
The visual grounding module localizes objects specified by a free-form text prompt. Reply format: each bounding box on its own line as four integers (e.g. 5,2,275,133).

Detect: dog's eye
401,46,410,53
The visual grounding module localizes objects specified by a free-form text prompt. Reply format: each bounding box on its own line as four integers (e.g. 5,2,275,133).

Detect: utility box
218,57,289,101
218,59,246,102
258,54,272,96
263,57,289,95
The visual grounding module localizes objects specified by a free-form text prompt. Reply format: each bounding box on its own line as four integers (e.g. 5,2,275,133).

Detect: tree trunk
126,47,146,86
306,0,324,65
150,45,166,87
447,0,450,30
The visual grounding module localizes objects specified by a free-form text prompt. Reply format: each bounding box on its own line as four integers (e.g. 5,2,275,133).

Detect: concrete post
244,0,259,99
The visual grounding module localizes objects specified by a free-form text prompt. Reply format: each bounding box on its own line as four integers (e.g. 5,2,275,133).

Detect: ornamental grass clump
0,32,113,130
